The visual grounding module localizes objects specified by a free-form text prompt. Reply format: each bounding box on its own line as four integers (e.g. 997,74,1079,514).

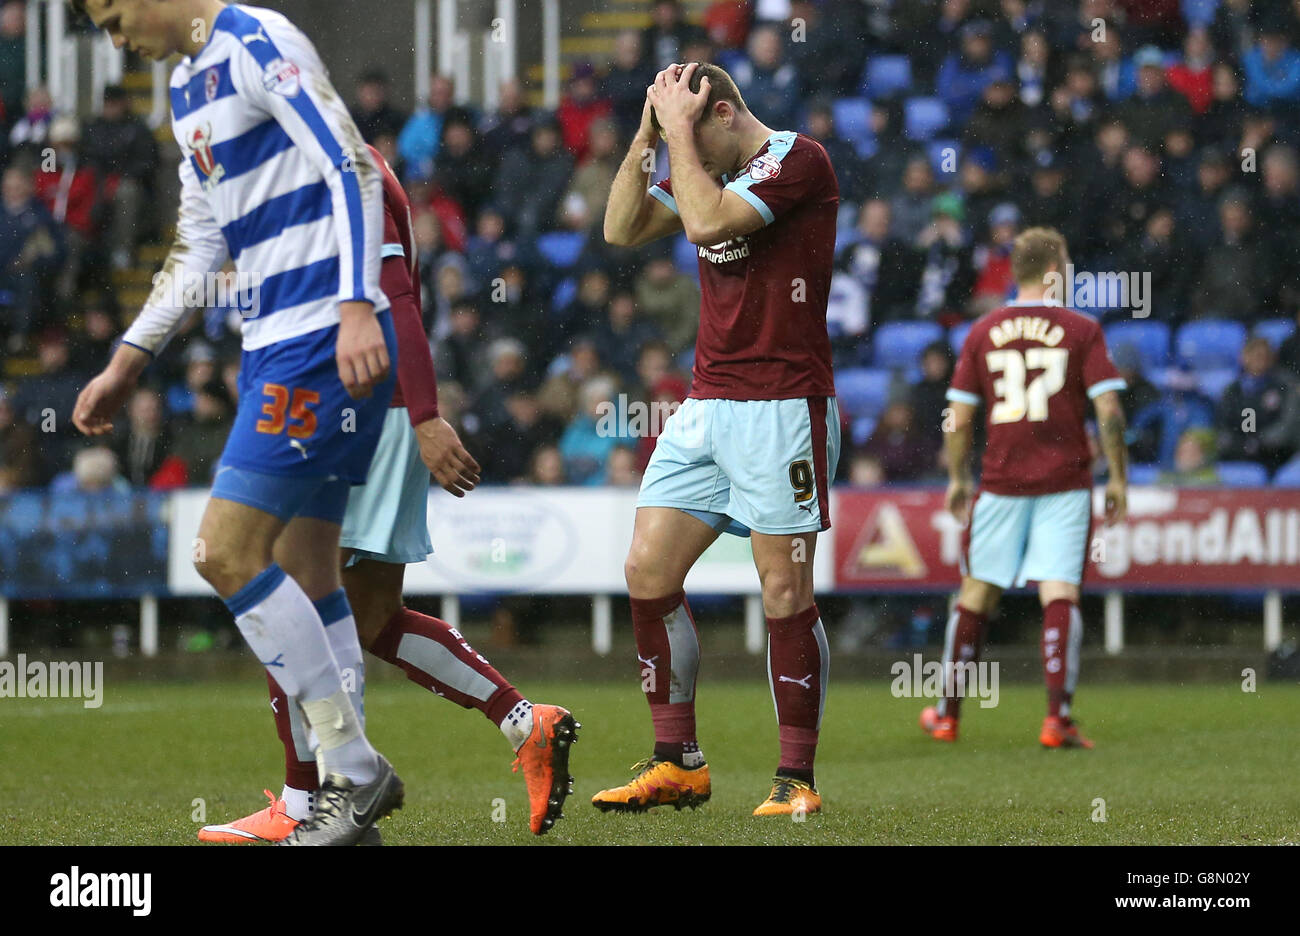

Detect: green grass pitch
2,680,1296,845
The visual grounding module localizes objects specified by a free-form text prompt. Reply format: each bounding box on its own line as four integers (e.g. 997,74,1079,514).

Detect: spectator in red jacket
557,62,613,163
33,116,102,303
1168,27,1216,114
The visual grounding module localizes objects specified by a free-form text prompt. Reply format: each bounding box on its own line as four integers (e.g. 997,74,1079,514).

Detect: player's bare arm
1093,389,1128,525
650,63,765,245
944,399,977,522
603,80,683,247
415,416,481,497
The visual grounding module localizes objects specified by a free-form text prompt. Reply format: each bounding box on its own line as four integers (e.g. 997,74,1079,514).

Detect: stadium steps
522,0,710,85
3,355,41,378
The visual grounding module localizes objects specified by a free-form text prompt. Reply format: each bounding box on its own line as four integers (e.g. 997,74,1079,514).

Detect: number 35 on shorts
255,383,319,439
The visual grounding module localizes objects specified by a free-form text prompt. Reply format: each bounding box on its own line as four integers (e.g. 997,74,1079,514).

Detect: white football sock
223,565,377,784
225,564,341,702
280,785,314,822
300,689,379,785
317,589,366,729
500,699,534,751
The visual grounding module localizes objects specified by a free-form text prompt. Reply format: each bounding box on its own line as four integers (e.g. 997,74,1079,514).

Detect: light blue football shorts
637,396,841,537
340,407,433,566
962,488,1093,589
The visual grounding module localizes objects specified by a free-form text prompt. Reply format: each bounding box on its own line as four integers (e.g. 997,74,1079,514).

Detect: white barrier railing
0,481,1293,659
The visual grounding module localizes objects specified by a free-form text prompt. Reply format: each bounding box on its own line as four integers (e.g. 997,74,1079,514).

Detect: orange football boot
753,776,821,817
591,758,711,812
920,705,958,742
511,703,580,835
198,790,299,843
1040,716,1094,749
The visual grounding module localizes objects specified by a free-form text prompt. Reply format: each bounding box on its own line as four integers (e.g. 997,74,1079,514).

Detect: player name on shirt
948,301,1125,497
988,314,1066,348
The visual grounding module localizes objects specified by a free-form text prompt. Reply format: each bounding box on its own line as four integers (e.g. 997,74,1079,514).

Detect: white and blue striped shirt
124,4,387,354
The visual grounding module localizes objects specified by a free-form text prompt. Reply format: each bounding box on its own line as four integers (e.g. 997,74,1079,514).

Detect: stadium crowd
4,0,1300,497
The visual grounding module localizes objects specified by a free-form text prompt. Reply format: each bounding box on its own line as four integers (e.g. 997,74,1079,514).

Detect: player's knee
194,538,266,598
760,569,813,618
958,578,1000,615
624,546,676,596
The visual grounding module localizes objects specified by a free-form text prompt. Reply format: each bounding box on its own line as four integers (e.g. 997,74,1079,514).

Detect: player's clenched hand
946,479,974,524
647,61,710,133
1104,480,1127,526
336,301,389,399
415,416,481,497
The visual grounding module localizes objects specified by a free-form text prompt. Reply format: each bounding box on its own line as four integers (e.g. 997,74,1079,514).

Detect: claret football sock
936,605,988,720
767,604,828,777
1042,599,1082,719
369,607,526,746
631,591,702,765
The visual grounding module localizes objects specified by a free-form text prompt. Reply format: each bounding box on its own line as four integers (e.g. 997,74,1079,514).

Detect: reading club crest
204,66,221,102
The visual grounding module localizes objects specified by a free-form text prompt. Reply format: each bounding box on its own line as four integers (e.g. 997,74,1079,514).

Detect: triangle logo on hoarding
846,502,927,578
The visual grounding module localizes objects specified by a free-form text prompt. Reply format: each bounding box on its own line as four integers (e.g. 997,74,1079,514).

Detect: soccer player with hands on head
598,61,840,817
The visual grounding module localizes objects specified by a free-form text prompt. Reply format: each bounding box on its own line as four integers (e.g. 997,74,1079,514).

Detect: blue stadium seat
903,97,949,141
535,232,586,269
862,54,913,99
1176,319,1247,369
1217,461,1269,487
851,415,878,446
1273,456,1300,486
1128,464,1161,485
948,321,972,355
1196,366,1237,400
873,321,945,369
551,276,577,310
1105,321,1171,372
928,138,961,176
1253,317,1296,349
672,232,698,273
835,368,893,419
831,97,875,156
1182,0,1220,28
716,49,747,72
